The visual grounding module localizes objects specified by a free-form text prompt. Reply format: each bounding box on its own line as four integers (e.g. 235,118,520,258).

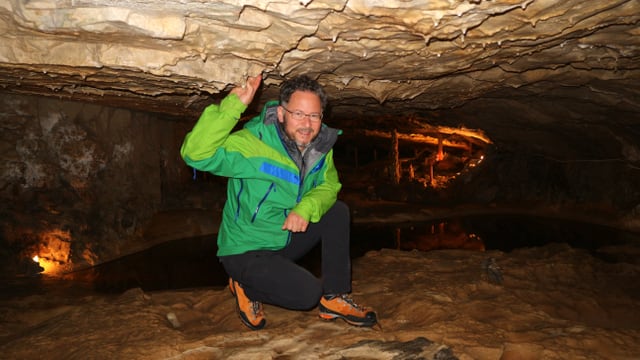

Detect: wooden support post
430,161,435,187
436,134,444,161
391,129,400,184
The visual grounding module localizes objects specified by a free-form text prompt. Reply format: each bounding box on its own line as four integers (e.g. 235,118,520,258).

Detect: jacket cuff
220,94,248,119
292,201,314,222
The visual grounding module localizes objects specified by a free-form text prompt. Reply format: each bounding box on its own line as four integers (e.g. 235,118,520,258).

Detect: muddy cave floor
2,191,640,359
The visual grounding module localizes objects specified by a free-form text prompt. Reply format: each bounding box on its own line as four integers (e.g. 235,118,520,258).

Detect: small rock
166,312,181,329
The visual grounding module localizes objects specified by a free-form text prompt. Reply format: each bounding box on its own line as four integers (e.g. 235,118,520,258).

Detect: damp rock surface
0,245,639,359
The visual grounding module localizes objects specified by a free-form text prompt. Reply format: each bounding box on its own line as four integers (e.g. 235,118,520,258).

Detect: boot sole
319,312,377,327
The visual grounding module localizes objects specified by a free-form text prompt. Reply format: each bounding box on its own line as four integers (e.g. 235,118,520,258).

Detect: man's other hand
282,211,309,233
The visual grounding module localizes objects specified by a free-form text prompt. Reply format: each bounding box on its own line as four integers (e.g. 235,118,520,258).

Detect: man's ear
277,106,285,123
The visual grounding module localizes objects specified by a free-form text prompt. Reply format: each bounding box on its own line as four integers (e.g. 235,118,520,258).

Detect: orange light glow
32,228,73,275
39,257,56,274
31,255,60,274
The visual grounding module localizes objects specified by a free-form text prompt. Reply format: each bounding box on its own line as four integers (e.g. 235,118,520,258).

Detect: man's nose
299,116,312,126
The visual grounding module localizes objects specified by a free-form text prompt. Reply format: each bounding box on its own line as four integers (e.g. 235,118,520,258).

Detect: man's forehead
287,90,321,104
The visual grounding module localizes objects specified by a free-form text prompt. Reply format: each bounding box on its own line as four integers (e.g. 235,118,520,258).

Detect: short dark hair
279,75,327,110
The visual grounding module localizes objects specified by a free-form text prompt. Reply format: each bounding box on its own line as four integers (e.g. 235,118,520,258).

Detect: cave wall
0,92,190,275
425,95,640,225
350,92,640,228
0,0,638,277
2,90,640,276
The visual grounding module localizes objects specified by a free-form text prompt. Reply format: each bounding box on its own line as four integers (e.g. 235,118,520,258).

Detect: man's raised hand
230,74,262,106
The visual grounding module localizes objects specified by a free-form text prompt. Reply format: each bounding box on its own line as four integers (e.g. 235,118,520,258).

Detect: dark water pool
5,214,638,296
77,214,638,293
351,214,635,255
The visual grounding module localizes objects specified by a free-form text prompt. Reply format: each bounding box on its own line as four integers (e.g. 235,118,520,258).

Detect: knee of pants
290,279,323,310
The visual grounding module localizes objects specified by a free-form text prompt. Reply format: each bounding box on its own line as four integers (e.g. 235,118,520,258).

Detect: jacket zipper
296,157,306,202
251,182,276,223
234,179,244,221
297,156,325,202
284,208,292,246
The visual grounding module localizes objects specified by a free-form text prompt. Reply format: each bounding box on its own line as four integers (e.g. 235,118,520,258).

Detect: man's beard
291,127,314,148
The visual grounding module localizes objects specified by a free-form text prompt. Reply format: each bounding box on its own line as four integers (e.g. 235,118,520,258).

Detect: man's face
277,90,323,149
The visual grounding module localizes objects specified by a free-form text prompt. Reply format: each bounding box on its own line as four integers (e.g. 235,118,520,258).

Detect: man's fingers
247,74,262,89
243,74,262,93
282,214,309,232
230,73,263,106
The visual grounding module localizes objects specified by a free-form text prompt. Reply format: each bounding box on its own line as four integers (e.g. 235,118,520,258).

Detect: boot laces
251,300,263,317
339,294,366,311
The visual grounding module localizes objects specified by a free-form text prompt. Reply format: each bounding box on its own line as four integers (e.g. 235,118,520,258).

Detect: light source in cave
31,229,73,275
31,255,45,274
31,254,61,274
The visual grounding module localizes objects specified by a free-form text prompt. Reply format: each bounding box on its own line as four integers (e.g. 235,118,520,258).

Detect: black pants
219,200,351,310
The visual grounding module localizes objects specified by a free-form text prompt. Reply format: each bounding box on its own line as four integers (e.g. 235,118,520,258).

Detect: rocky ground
1,234,639,359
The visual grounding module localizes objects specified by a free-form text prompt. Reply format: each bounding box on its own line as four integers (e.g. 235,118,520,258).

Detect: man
180,74,377,330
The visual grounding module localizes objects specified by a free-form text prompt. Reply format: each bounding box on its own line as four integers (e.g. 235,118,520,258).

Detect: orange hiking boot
229,278,266,330
319,294,377,327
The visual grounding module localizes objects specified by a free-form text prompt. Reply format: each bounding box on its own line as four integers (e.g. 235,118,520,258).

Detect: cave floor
1,238,639,359
2,193,640,359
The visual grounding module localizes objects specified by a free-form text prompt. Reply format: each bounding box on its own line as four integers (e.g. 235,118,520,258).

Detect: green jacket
180,94,342,256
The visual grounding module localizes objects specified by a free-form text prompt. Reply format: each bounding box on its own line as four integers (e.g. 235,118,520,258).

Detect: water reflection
393,220,485,252
8,214,639,295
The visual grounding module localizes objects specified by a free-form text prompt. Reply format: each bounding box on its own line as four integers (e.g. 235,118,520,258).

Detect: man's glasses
281,106,323,122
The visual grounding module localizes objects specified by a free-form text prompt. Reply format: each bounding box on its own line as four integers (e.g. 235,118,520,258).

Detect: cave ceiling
0,0,639,130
